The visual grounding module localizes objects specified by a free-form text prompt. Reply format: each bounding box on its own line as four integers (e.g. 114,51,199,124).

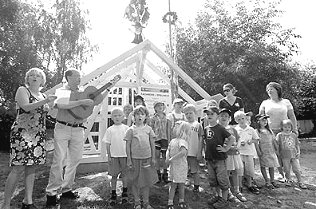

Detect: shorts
127,158,158,188
155,139,168,151
108,157,127,177
241,155,255,177
207,160,230,190
187,156,199,174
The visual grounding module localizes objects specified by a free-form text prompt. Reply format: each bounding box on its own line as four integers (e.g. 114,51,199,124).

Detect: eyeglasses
223,89,231,92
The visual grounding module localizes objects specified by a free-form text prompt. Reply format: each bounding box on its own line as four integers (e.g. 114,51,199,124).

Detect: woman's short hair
223,83,237,95
266,82,282,99
25,68,46,87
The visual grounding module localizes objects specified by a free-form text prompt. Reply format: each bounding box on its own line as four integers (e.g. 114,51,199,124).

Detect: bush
0,106,16,152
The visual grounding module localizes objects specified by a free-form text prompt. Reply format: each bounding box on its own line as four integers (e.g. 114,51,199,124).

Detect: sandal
271,181,279,188
248,186,260,195
228,193,240,203
299,182,307,189
178,202,188,208
265,183,274,189
134,204,141,209
167,205,174,209
235,192,247,202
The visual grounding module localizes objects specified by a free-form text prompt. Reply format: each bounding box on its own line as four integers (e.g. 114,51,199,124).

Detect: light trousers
46,123,84,196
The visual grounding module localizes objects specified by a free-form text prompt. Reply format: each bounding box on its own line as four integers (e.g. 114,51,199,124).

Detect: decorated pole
162,0,178,101
124,0,150,44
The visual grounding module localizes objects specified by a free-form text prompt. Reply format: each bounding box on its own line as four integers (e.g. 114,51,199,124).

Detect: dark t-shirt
204,124,231,160
219,97,244,125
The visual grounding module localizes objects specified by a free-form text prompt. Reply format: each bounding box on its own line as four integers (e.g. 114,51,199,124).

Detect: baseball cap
255,113,270,121
219,108,231,116
203,106,219,114
173,98,184,105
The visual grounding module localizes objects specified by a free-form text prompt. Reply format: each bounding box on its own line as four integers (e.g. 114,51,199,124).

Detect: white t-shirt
235,125,258,157
187,121,203,157
103,124,129,157
259,99,293,130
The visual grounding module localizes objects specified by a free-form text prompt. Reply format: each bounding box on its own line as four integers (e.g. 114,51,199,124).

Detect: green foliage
175,0,301,113
0,0,97,106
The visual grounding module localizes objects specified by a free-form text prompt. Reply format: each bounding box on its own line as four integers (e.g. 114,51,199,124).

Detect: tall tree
175,0,301,112
0,0,97,105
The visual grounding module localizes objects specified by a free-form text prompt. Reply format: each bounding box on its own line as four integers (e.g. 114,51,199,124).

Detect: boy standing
234,111,260,194
104,108,129,205
150,101,171,183
167,98,185,138
201,106,235,209
183,104,203,198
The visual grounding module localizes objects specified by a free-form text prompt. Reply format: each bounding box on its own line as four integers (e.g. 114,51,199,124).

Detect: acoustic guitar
67,75,121,120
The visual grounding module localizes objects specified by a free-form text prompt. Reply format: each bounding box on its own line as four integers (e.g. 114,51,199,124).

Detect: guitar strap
67,109,84,120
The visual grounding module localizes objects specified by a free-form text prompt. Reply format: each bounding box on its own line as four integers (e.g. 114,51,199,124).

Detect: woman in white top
259,81,298,182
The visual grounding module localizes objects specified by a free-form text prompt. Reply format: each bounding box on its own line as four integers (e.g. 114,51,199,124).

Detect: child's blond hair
175,121,191,141
234,110,246,121
183,104,197,114
133,105,149,123
280,119,294,131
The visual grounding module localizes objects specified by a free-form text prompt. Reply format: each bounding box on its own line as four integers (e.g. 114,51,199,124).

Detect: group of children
103,95,307,209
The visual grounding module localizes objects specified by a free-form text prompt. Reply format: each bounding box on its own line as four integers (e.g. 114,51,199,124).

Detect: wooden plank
149,41,212,100
178,87,195,104
82,40,150,85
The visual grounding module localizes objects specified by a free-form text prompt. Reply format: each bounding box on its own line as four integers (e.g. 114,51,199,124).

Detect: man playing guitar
46,68,115,207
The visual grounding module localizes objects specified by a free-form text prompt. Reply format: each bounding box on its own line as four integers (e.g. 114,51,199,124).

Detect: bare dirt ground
1,140,316,209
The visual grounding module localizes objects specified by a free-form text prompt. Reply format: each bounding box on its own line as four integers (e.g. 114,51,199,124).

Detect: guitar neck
89,82,113,100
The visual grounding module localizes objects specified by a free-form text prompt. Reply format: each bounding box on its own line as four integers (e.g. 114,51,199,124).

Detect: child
201,99,218,129
166,121,191,209
276,119,307,189
201,106,235,208
183,104,203,198
125,105,158,209
218,108,246,202
127,95,146,126
149,101,171,183
123,104,133,125
167,98,185,138
234,111,260,194
255,114,280,189
104,108,129,205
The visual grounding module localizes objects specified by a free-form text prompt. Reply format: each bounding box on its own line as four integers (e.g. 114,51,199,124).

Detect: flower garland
162,11,178,25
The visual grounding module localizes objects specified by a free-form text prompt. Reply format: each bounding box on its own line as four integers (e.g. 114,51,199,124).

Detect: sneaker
277,177,286,183
235,192,247,202
248,186,260,194
213,198,229,209
298,182,307,189
46,195,59,207
21,203,38,209
207,196,221,205
178,202,188,208
285,180,294,187
227,193,240,203
61,191,79,199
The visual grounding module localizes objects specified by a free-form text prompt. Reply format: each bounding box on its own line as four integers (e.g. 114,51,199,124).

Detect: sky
30,0,316,73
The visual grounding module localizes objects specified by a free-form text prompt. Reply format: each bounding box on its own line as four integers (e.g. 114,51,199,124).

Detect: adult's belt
56,120,86,129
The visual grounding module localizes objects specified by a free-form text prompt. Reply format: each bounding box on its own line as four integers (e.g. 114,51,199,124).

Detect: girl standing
276,119,307,189
125,105,158,209
166,121,191,209
255,114,280,189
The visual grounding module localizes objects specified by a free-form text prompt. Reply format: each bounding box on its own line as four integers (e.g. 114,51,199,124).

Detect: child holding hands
276,119,307,189
166,121,191,209
255,114,279,189
125,106,158,209
234,111,260,194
